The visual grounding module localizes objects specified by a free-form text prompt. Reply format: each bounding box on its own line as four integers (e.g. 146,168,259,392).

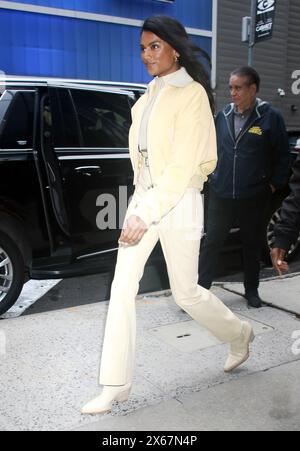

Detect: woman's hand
270,247,289,276
119,215,148,246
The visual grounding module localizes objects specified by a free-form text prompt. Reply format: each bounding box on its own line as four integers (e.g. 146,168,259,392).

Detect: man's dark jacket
274,153,300,250
209,99,290,199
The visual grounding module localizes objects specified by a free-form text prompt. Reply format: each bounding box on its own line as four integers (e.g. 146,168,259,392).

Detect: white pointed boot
224,321,255,372
81,383,131,414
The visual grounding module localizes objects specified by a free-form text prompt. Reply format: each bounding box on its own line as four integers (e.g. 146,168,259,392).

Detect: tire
0,231,25,315
262,205,300,265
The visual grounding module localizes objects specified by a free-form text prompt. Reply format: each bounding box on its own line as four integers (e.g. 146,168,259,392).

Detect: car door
45,84,135,260
0,88,52,251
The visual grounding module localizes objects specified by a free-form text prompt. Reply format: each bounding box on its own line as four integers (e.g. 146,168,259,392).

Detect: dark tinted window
289,133,300,153
49,88,81,148
0,91,35,149
70,89,132,148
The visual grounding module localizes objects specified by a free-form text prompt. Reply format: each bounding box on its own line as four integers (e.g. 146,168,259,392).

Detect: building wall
0,0,213,84
215,0,300,129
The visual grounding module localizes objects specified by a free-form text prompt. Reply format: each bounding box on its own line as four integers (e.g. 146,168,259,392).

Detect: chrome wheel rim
0,247,13,302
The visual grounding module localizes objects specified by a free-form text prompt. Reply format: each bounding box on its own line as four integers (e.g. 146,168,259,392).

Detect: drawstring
138,146,154,189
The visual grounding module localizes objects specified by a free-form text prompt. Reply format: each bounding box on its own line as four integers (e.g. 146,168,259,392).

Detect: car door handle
75,166,102,176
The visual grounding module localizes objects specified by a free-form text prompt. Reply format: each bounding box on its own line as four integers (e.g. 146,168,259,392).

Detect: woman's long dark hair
141,15,214,113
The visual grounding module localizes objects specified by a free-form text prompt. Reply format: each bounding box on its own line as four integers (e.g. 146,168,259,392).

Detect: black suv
0,76,146,315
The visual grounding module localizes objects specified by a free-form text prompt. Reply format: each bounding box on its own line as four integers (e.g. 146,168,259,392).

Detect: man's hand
119,215,148,246
270,184,276,194
270,247,289,275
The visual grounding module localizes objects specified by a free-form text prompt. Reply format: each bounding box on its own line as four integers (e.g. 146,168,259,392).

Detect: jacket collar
147,67,193,93
223,98,269,118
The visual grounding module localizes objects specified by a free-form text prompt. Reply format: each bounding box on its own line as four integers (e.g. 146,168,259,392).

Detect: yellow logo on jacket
248,126,263,136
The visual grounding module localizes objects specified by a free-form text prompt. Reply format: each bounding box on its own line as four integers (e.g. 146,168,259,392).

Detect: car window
0,91,35,150
289,133,300,154
49,88,81,148
0,91,12,126
70,89,132,148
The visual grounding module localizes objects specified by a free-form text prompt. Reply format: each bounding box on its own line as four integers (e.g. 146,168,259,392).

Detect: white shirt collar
148,67,193,91
160,67,193,87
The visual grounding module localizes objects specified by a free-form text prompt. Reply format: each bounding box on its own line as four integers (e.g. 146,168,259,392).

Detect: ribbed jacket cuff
273,236,292,251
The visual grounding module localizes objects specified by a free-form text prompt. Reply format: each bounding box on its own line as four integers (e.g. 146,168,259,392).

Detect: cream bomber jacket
129,68,217,227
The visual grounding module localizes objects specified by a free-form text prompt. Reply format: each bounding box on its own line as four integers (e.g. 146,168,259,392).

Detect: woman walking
82,15,254,415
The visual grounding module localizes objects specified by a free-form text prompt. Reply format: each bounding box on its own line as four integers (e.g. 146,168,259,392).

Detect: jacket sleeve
274,154,300,250
131,86,217,227
270,111,290,189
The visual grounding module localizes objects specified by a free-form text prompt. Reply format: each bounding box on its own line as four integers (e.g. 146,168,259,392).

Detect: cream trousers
99,188,243,386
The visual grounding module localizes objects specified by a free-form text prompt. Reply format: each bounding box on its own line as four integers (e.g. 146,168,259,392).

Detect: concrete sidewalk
223,272,300,316
73,360,300,431
0,276,300,431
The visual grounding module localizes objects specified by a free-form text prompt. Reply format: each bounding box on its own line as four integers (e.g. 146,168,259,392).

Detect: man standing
199,66,290,307
271,151,300,274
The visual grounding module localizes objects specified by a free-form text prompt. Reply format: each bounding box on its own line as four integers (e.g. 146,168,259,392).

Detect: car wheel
0,231,25,315
262,206,300,264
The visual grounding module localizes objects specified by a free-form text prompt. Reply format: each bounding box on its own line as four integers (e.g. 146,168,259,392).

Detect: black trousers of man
199,186,272,292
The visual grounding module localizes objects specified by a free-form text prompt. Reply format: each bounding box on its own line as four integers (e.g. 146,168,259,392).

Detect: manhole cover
149,316,273,352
